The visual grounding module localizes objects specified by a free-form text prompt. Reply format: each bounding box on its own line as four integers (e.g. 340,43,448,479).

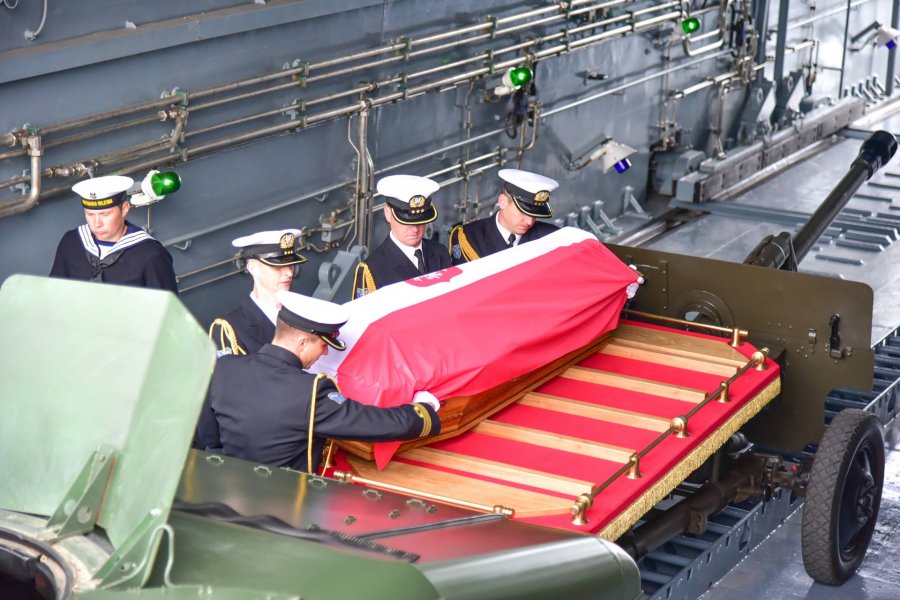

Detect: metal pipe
682,0,732,57
376,127,507,175
38,95,184,136
0,136,42,219
43,113,163,151
353,109,373,251
177,269,243,293
544,49,731,116
3,6,689,215
773,0,790,98
784,0,872,31
754,0,771,66
888,0,900,96
333,470,513,516
838,0,853,95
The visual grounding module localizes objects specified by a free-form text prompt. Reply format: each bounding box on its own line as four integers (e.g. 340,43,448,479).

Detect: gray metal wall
0,0,890,325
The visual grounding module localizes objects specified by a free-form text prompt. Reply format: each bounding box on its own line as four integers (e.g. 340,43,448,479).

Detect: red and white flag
313,227,638,466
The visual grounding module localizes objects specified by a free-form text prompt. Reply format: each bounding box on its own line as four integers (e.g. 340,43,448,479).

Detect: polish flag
313,227,639,467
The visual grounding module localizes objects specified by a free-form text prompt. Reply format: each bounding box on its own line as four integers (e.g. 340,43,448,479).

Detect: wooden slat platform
340,321,781,538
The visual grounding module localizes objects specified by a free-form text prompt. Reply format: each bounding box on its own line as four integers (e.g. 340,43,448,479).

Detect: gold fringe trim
208,318,246,356
351,261,377,300
450,225,479,262
597,377,782,541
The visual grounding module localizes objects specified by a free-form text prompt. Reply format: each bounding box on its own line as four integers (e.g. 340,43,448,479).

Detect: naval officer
209,229,306,356
195,291,441,473
50,175,178,292
449,168,559,264
352,174,451,298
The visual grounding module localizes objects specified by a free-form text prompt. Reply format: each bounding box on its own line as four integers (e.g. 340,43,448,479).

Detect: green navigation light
150,171,181,196
681,17,701,35
507,66,533,88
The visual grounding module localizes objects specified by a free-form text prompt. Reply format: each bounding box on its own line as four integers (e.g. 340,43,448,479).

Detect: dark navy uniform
209,296,274,356
210,229,306,355
449,168,560,265
449,217,558,264
354,173,448,298
50,223,178,293
361,236,451,292
194,344,440,472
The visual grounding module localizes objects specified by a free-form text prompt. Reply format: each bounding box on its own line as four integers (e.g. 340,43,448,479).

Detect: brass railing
568,346,769,525
621,309,749,347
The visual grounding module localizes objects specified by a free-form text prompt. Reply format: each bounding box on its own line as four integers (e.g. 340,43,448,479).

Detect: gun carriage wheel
801,409,884,584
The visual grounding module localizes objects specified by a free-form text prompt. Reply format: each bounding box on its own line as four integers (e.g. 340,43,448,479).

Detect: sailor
194,291,441,473
352,174,451,298
50,175,178,292
209,229,306,356
449,168,559,264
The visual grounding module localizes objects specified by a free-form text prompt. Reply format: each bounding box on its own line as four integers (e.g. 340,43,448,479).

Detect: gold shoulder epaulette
449,224,479,262
208,318,247,356
351,261,377,300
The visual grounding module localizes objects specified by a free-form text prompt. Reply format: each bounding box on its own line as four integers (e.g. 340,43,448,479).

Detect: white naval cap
72,175,134,210
376,174,440,225
275,290,349,350
498,168,559,219
232,229,307,266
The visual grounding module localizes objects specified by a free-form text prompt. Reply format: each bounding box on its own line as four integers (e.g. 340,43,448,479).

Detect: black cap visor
387,197,438,225
505,187,553,219
244,243,308,266
278,308,347,351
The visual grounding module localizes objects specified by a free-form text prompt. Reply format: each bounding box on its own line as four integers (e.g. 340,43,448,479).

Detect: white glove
413,390,440,412
626,264,645,299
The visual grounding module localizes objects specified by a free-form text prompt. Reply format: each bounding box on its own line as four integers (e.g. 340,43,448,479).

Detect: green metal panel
142,510,441,600
420,537,643,600
0,275,215,550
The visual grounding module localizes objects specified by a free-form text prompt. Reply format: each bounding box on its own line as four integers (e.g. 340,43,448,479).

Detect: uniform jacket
210,295,275,355
50,225,178,293
367,236,451,288
449,216,558,265
354,236,451,298
194,344,440,472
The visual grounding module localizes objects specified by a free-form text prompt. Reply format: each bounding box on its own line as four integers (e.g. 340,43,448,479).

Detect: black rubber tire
801,408,885,585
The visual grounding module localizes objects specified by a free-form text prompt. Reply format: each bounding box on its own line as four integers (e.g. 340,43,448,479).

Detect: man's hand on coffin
413,390,441,412
626,264,645,299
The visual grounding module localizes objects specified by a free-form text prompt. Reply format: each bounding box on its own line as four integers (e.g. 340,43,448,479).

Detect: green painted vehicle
0,274,642,600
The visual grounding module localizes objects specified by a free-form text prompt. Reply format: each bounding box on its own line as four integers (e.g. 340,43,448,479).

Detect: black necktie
507,233,516,247
414,248,425,274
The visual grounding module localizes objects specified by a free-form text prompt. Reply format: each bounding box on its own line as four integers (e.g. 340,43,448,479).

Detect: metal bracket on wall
313,245,367,302
578,200,620,240
622,185,650,220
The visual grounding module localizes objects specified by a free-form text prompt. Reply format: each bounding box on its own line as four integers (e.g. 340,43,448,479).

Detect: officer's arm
312,381,440,441
193,390,222,450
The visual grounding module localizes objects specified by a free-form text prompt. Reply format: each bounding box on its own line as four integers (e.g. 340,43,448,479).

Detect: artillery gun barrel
793,130,897,261
744,130,897,269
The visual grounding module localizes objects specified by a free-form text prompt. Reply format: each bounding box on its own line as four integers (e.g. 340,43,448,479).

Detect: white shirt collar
389,232,423,268
495,213,519,246
249,292,280,325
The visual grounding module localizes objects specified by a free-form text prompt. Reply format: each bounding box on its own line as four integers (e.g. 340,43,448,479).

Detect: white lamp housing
876,24,900,49
129,170,164,207
588,140,637,174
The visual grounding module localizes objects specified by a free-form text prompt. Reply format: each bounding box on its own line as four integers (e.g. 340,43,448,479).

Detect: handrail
569,346,769,525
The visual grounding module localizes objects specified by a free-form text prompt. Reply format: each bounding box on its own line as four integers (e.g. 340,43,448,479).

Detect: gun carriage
0,132,893,598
